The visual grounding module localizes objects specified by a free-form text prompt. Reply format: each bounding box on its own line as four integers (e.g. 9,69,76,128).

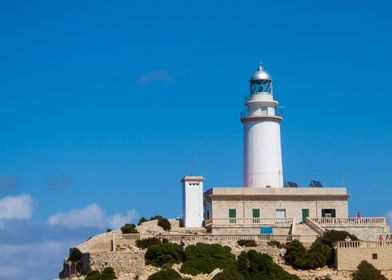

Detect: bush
352,260,387,280
145,243,185,267
136,237,168,249
148,268,186,280
213,266,244,280
284,239,331,269
267,240,285,249
317,230,358,266
237,240,257,247
121,223,138,234
138,217,148,225
238,250,299,280
84,268,117,280
181,243,236,275
85,271,101,280
158,218,172,231
68,247,82,263
150,215,163,220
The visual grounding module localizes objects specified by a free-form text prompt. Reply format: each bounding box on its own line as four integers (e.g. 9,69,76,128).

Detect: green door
229,209,236,223
302,209,309,222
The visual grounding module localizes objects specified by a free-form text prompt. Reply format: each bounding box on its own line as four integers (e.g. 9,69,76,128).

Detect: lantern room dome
250,66,271,81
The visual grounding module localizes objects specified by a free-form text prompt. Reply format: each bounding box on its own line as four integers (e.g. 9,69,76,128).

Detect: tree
213,266,244,280
148,269,186,280
121,223,138,234
145,243,185,267
181,243,236,275
352,261,387,280
68,247,82,263
158,217,172,231
238,250,299,280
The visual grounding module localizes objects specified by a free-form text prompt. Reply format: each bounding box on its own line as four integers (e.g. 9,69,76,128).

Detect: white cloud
137,70,175,86
0,240,77,280
0,194,34,220
48,203,138,229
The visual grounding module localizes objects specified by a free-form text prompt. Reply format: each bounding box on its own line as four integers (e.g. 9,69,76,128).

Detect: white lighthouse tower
241,66,283,188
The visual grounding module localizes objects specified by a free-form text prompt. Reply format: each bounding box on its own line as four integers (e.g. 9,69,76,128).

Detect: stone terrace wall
335,241,392,271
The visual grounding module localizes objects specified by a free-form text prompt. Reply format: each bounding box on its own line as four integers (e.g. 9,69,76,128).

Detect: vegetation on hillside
67,247,82,263
145,243,185,267
213,250,299,280
120,223,138,234
137,215,172,231
136,237,169,249
85,267,117,280
284,230,358,269
237,239,257,247
181,243,236,275
352,261,387,280
237,250,299,280
148,269,189,280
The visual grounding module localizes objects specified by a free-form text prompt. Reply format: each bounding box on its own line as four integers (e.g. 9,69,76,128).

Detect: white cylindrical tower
241,66,283,188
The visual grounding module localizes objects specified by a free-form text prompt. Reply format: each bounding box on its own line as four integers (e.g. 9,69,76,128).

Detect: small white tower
241,66,283,188
182,176,204,227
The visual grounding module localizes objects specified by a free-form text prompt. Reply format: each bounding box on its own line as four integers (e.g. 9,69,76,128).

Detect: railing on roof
335,241,392,249
121,233,317,244
206,217,293,226
310,217,386,225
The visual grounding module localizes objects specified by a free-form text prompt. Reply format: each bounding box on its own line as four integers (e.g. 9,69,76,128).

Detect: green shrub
84,267,117,280
121,223,138,234
145,243,185,267
267,240,285,249
181,243,236,275
352,260,387,280
317,230,358,266
213,266,244,280
158,218,172,231
315,277,332,280
150,215,163,220
85,270,101,280
284,239,331,269
238,250,299,280
148,268,186,280
136,237,168,249
101,267,117,280
138,217,148,225
237,240,257,247
68,247,82,263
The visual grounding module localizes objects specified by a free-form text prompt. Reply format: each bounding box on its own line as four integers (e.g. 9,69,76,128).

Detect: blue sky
0,0,392,279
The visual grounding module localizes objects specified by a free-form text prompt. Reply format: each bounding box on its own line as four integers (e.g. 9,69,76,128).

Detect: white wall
243,120,283,188
182,178,204,227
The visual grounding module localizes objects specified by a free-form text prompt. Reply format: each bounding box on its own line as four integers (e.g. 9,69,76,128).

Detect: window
372,253,378,260
229,209,236,224
252,209,260,223
322,209,336,218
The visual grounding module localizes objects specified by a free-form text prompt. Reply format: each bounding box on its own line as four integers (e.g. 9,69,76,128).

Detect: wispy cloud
47,203,138,229
0,176,19,192
0,194,34,220
46,177,75,191
137,70,175,86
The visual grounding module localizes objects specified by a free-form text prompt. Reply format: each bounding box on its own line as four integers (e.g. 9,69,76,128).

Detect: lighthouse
241,66,283,188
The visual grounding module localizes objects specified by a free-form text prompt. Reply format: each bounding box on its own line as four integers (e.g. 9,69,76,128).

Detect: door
302,209,309,223
276,209,286,219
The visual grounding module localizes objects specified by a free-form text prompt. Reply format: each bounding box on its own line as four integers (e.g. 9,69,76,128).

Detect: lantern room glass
250,80,272,94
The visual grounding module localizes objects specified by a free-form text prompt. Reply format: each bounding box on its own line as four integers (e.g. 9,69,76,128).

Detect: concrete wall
211,199,348,223
325,225,390,241
336,242,392,271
